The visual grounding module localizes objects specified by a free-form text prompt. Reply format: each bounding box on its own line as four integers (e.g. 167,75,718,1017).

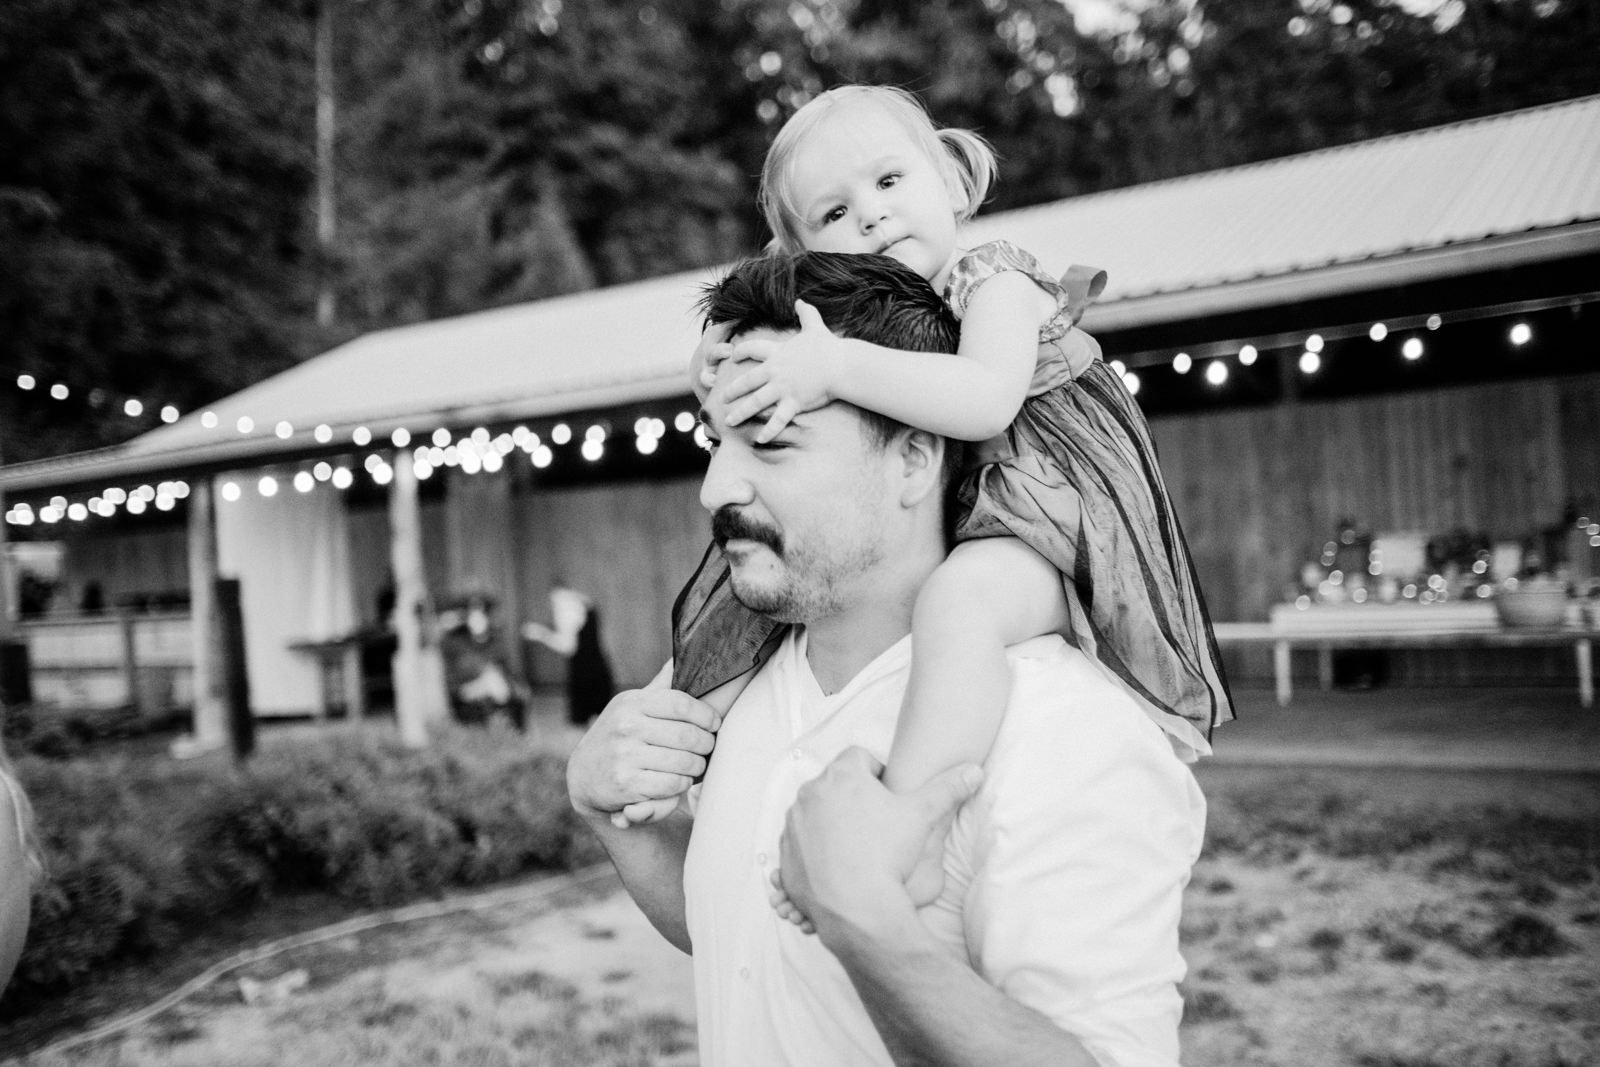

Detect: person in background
524,586,616,725
1,732,43,994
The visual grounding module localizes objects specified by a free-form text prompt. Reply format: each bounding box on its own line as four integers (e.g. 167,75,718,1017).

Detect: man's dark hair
699,252,965,484
700,251,960,363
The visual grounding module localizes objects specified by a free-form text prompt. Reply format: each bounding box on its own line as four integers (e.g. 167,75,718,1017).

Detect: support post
1273,639,1292,707
390,449,447,747
187,477,227,748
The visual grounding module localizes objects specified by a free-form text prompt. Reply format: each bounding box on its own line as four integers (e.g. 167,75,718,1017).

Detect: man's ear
896,428,945,507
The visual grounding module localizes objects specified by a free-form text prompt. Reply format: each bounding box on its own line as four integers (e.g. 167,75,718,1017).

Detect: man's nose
699,443,753,514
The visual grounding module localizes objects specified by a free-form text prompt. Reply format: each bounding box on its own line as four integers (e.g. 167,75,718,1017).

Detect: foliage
0,0,318,462
3,0,1599,461
0,724,601,1013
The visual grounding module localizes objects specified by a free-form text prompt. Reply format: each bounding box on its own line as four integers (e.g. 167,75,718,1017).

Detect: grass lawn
4,710,1598,1065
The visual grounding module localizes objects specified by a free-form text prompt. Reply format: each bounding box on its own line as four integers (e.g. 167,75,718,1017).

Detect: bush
2,723,600,1013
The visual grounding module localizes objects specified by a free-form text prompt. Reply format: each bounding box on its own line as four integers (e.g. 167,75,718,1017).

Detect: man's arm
566,680,720,953
779,749,1103,1067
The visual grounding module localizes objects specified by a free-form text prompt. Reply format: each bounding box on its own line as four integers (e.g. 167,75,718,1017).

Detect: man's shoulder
998,636,1194,764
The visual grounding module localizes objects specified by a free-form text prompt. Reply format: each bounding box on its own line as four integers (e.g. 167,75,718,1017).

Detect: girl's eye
879,173,900,189
821,206,846,225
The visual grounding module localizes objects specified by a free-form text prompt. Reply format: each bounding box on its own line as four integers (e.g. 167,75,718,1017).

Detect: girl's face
785,105,963,291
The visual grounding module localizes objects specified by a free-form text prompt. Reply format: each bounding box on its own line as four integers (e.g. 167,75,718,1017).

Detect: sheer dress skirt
672,359,1233,739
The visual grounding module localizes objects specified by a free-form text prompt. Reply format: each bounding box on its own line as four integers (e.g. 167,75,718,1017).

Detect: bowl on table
1494,579,1570,628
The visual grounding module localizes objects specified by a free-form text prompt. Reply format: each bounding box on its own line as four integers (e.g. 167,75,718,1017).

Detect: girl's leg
773,537,1068,923
886,536,1070,794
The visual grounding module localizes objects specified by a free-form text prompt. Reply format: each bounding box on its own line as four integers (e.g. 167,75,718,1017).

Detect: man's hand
719,300,844,441
777,747,982,943
566,687,721,825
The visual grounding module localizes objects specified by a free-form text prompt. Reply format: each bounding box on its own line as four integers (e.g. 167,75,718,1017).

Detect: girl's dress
672,241,1234,747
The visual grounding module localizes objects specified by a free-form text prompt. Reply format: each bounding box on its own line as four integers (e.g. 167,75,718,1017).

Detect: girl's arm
722,270,1056,443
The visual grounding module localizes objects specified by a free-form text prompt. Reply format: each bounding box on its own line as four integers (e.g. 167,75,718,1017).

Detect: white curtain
217,484,354,715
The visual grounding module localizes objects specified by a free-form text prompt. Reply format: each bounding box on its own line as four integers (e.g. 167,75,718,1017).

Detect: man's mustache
712,507,783,555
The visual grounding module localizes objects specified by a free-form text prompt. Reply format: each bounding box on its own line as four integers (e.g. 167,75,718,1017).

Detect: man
567,251,1206,1066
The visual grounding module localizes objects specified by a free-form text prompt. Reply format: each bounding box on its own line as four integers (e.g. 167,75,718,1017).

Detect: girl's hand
719,300,843,441
692,320,735,393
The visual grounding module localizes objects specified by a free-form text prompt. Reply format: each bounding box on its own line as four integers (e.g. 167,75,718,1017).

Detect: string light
236,416,254,434
552,423,572,445
1402,337,1424,361
257,476,278,497
1426,314,1442,330
581,439,604,461
16,375,34,390
274,421,294,439
1238,344,1258,366
314,424,334,443
331,468,353,490
1205,361,1229,386
1122,371,1141,395
1305,334,1325,353
124,399,143,417
391,427,411,448
201,411,219,429
1299,351,1321,374
50,384,69,401
675,411,695,432
1172,353,1192,374
532,445,553,468
221,481,241,502
352,426,371,446
161,405,180,423
294,471,315,493
1368,322,1388,342
1509,322,1531,346
432,427,452,447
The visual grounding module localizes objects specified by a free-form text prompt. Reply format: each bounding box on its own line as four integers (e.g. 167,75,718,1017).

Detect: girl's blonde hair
0,733,44,889
759,85,997,253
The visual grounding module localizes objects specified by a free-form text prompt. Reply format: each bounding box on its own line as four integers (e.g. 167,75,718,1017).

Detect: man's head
693,251,962,625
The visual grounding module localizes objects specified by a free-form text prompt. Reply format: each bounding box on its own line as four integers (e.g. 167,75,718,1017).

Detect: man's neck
801,547,940,695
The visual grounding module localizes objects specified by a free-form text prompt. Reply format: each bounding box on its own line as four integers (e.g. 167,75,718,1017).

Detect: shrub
2,723,600,1014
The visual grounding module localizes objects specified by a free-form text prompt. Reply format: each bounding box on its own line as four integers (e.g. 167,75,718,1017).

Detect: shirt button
756,852,768,866
791,748,802,761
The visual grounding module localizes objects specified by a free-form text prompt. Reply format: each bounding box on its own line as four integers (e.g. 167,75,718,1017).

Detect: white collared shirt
682,630,1207,1067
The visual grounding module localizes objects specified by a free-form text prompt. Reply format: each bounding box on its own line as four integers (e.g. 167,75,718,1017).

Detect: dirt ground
3,684,1597,1066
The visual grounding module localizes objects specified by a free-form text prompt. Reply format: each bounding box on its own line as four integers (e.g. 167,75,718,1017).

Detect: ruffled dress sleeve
944,241,1074,344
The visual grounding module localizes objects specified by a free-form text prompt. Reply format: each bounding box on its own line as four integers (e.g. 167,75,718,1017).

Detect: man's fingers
638,690,722,734
912,762,984,821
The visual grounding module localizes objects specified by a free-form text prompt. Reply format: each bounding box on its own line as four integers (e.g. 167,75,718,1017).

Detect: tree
0,0,317,462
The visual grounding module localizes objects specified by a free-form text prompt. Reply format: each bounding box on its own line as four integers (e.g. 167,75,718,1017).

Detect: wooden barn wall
1152,373,1600,686
60,525,188,610
1149,373,1600,625
513,478,708,688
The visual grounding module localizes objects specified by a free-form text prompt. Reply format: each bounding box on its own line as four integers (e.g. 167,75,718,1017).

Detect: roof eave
1083,221,1600,333
0,371,693,496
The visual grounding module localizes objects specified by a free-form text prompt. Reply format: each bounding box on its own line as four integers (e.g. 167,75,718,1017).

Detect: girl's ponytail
937,127,997,223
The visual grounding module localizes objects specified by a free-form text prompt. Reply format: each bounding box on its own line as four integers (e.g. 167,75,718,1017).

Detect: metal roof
5,94,1598,493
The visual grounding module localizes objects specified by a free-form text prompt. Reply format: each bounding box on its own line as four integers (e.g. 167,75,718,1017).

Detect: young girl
635,84,1231,909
